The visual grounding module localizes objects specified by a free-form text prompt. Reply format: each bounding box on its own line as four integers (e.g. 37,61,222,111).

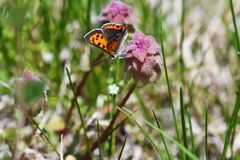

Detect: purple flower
22,70,41,81
123,32,163,87
99,1,137,25
14,70,47,117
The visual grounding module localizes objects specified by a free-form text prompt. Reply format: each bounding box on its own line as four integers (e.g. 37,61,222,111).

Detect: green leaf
24,81,45,103
119,107,199,160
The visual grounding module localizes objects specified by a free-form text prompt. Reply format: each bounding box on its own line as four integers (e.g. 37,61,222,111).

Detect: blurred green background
1,0,240,159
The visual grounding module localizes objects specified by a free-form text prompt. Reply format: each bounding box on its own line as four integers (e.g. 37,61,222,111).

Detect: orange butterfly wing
107,38,121,56
84,29,109,53
84,23,128,58
101,23,125,31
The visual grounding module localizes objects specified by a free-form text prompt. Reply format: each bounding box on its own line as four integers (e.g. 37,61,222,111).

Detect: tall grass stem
159,5,183,158
152,109,172,160
180,0,186,84
31,118,60,158
187,106,197,156
180,87,188,160
205,106,208,160
221,0,240,159
65,68,90,155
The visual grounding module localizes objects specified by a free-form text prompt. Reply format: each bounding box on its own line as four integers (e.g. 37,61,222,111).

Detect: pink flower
123,32,163,87
14,70,47,117
99,1,137,25
22,70,41,81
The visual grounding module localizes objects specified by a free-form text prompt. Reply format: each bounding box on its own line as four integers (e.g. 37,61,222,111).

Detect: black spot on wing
84,29,103,42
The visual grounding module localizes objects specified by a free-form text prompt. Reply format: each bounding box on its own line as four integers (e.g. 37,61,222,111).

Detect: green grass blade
158,5,182,159
205,106,208,160
180,0,186,83
187,106,197,156
97,120,103,160
220,88,240,160
116,108,164,159
229,0,240,54
31,118,60,158
180,87,188,160
119,107,199,160
65,68,90,154
135,90,151,121
108,96,116,158
152,109,173,160
117,135,127,160
220,0,240,159
85,0,92,32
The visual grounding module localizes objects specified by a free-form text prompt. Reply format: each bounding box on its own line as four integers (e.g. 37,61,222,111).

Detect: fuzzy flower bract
14,70,47,117
123,32,163,87
99,1,136,25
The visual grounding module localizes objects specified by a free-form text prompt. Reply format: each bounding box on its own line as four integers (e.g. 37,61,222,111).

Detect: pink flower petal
124,31,162,87
132,49,146,62
99,1,136,24
23,70,33,80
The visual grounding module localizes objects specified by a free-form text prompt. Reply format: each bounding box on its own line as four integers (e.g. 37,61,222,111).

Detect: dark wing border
84,29,109,53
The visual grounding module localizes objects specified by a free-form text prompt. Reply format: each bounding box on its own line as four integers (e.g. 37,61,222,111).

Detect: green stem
220,87,240,160
117,136,127,160
187,106,197,156
159,5,182,158
180,87,188,160
86,0,92,32
65,68,90,155
229,0,240,55
97,120,102,160
31,118,60,158
115,58,120,82
221,0,240,159
152,109,172,160
136,90,150,121
120,107,199,160
82,83,136,159
108,96,116,158
205,106,208,160
180,0,186,84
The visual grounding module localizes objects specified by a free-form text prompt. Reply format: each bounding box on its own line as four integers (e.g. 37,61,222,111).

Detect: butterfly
84,23,128,58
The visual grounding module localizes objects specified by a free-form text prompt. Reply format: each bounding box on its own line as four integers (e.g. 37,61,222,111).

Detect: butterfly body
84,23,128,58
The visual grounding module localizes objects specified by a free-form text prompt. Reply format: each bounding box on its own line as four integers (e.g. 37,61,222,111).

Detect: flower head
99,1,137,25
108,84,120,95
123,32,163,87
14,70,47,117
42,51,53,64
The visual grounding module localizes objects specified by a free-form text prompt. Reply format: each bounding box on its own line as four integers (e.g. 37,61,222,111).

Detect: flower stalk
82,83,136,159
64,53,105,131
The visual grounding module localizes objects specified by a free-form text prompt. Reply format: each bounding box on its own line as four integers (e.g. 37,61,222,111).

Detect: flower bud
99,1,138,32
14,70,47,117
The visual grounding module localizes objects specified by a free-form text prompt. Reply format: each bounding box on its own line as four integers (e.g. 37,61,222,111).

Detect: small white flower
60,47,71,61
69,40,80,49
66,20,80,33
66,23,73,33
42,51,53,64
96,94,106,108
80,46,90,71
108,84,120,95
72,20,80,30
